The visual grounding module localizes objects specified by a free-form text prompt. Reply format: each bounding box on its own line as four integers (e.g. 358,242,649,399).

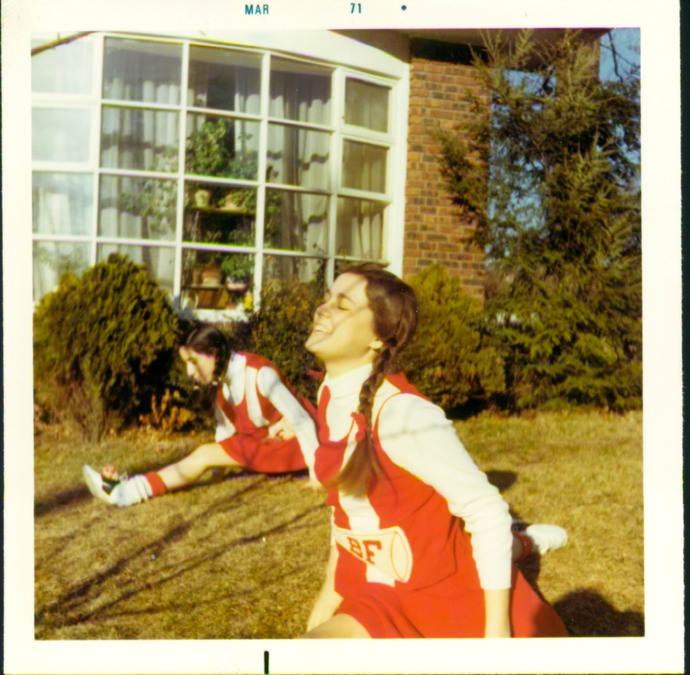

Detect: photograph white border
3,0,683,673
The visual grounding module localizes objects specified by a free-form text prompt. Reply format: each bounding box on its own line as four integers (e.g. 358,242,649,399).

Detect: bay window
32,32,403,318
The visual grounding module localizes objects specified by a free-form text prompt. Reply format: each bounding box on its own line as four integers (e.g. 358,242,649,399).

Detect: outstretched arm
257,367,319,469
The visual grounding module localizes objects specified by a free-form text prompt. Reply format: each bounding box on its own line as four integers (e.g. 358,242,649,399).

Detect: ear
369,338,384,351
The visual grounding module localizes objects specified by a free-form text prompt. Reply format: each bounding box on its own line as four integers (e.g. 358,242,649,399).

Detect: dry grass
34,410,643,640
457,410,644,637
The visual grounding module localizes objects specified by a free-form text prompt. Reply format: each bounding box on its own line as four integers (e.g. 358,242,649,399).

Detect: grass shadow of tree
35,476,327,637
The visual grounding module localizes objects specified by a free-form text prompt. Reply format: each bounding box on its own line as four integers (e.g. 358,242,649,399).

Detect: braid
329,263,418,496
336,347,391,496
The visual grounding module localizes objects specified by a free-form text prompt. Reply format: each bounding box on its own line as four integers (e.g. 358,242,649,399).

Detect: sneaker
82,464,118,505
524,523,568,554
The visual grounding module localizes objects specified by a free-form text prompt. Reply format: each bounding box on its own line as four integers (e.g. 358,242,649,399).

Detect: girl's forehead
179,347,213,361
332,273,368,299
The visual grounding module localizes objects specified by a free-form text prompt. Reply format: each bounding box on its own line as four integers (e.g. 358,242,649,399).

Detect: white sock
111,475,153,507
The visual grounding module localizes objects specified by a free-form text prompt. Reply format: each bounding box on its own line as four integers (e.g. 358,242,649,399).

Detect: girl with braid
302,263,567,638
83,324,319,506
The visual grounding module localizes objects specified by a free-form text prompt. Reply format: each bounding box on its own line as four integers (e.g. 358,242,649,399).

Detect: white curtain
98,42,181,286
267,69,330,271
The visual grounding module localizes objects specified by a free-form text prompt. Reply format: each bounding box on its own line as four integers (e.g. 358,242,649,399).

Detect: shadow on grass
554,590,644,637
35,487,94,517
34,467,312,518
35,476,327,637
485,469,518,492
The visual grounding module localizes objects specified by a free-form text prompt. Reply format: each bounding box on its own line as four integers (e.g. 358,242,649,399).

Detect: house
31,28,605,318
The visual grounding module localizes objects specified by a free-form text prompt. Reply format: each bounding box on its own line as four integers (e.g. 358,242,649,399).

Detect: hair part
182,323,233,381
333,263,419,496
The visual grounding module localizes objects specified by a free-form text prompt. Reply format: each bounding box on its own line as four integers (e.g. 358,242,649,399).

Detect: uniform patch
334,524,413,583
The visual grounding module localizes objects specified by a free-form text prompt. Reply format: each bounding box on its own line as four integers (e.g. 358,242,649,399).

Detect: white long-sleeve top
214,352,318,474
320,363,513,590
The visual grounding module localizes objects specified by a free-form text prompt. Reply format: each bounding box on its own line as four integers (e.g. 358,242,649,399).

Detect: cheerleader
83,324,318,506
302,264,568,638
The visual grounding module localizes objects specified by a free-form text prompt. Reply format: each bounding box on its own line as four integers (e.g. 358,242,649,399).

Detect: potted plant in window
185,120,259,211
118,150,178,237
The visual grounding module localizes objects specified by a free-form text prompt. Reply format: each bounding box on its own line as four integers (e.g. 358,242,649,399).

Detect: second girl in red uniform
83,324,319,506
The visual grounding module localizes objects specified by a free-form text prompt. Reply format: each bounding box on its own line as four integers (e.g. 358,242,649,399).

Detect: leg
302,613,371,639
155,442,241,491
84,442,242,507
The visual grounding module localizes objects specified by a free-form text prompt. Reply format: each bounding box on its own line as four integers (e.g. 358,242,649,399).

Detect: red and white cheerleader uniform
314,363,567,638
215,352,318,474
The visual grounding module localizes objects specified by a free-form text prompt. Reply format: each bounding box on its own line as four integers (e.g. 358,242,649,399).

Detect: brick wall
403,45,489,302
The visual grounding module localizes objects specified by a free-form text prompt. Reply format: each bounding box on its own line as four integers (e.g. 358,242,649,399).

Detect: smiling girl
83,324,319,506
302,263,567,638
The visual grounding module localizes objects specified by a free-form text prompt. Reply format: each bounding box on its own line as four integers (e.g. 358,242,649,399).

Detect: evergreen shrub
400,264,505,414
33,254,180,440
242,278,322,404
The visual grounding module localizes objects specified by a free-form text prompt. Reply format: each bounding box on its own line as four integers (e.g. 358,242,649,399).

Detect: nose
316,298,332,318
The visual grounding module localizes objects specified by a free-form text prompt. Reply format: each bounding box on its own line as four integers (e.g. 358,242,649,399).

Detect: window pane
262,254,326,285
342,140,387,193
33,241,90,302
336,197,385,259
265,189,328,253
269,58,331,125
267,124,330,190
184,181,256,243
101,106,179,172
181,249,254,310
99,175,177,241
33,173,93,235
97,244,175,295
345,79,389,132
186,115,260,179
32,108,90,163
103,38,181,105
188,46,261,114
32,37,93,94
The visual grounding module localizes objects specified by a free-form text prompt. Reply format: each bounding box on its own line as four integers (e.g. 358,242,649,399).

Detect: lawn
34,410,643,640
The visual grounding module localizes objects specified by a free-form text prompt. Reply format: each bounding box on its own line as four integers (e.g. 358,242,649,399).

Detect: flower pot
194,189,211,209
201,266,222,286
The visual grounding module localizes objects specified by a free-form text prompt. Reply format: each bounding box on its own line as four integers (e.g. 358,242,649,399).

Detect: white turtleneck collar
323,362,373,399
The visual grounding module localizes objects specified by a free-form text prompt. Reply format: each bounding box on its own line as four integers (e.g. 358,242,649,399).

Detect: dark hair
182,324,232,380
334,263,419,496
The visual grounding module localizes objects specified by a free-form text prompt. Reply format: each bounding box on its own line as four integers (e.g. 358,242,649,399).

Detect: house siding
403,46,488,302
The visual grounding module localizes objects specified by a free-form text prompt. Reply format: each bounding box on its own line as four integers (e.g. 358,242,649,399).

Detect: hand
306,590,342,632
306,544,342,632
267,418,295,441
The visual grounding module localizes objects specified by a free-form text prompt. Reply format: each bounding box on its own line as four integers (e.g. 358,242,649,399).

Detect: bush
400,264,505,413
241,278,322,403
33,254,180,440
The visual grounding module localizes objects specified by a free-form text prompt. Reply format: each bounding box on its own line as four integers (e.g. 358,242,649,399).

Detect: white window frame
31,30,410,312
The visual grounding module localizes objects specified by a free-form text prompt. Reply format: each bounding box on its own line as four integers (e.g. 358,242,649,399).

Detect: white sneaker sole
82,465,115,505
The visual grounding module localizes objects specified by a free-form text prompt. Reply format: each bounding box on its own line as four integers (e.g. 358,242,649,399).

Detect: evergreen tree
438,30,641,411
